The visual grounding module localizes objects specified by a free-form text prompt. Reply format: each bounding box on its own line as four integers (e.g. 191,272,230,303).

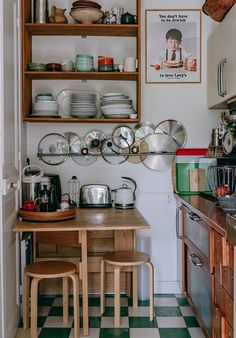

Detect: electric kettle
22,165,44,203
113,176,137,209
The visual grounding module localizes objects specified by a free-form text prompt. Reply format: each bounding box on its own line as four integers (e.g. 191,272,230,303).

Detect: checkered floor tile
16,294,205,338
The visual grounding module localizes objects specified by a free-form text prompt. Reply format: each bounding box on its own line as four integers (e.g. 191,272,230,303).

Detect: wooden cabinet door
207,5,236,108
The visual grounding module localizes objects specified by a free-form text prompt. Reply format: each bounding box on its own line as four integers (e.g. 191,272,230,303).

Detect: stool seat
103,251,150,266
25,261,77,278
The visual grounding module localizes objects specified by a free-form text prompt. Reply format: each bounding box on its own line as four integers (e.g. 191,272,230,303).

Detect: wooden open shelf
22,0,141,123
25,23,138,37
25,71,138,81
23,117,140,123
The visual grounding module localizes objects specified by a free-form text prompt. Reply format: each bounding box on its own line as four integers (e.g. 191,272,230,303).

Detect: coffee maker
41,173,62,204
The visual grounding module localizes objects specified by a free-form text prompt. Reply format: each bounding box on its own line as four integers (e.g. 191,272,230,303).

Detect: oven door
187,246,212,334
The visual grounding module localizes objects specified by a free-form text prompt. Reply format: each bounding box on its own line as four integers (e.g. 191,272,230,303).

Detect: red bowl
46,63,61,71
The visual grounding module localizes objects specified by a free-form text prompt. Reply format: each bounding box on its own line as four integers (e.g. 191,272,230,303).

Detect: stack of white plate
32,101,59,118
69,93,98,118
100,93,136,119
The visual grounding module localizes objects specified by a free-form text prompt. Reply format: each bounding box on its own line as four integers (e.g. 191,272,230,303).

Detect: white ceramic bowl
70,8,104,24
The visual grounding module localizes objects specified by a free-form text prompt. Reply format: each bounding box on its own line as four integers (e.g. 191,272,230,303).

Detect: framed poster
145,9,201,84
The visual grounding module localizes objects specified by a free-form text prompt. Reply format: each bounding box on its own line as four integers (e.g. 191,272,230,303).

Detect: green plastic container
176,148,207,195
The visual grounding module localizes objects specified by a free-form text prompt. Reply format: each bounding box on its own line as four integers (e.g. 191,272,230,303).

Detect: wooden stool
23,260,80,338
100,251,154,327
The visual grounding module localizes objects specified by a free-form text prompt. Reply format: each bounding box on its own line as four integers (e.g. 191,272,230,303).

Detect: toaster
79,184,112,208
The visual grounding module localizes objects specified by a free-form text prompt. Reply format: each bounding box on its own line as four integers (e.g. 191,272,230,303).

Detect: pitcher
49,6,67,23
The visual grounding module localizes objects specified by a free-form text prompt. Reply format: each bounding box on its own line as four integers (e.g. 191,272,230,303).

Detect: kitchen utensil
133,122,155,139
100,136,129,165
70,7,104,24
122,138,148,164
68,176,80,206
211,128,221,147
155,119,187,148
64,131,83,154
79,184,112,208
34,0,49,23
222,130,236,154
38,133,70,165
49,6,67,23
84,130,106,154
112,125,135,148
37,184,54,212
22,165,44,203
207,164,236,197
113,176,137,209
120,12,137,24
140,133,177,171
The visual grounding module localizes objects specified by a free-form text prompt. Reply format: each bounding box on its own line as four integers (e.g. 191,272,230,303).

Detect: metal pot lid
133,122,155,139
71,140,98,166
222,130,235,154
140,133,177,171
64,131,82,153
38,133,70,166
112,125,135,149
101,136,129,165
84,130,106,154
155,119,187,148
122,138,149,164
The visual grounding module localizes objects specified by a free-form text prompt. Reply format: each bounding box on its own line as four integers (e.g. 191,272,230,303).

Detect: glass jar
68,176,80,206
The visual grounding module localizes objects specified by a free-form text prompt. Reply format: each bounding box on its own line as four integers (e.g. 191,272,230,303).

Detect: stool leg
126,272,131,297
23,272,30,329
132,266,138,308
30,277,40,338
100,259,105,314
70,273,80,338
145,261,154,321
63,277,69,323
114,266,121,328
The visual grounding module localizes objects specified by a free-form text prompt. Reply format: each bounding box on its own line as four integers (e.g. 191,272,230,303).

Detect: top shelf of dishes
24,23,138,36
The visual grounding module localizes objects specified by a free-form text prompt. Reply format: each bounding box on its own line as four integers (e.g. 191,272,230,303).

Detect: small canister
34,0,49,23
211,128,220,147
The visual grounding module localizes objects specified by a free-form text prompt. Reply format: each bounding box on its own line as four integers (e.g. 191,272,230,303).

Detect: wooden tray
18,206,76,222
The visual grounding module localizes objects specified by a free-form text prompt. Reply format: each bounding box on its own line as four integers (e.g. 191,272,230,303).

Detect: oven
184,209,213,336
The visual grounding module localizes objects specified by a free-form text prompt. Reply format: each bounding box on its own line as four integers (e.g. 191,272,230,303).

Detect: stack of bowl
98,56,113,72
70,0,104,24
27,63,46,71
32,93,60,118
75,54,94,72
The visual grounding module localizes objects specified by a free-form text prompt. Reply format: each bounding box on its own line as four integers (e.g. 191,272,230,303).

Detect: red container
46,63,61,71
184,58,197,72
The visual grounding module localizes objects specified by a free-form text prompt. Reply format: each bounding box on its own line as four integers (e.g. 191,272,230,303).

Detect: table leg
80,230,89,336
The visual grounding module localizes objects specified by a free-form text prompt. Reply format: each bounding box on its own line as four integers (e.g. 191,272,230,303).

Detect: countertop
13,207,150,232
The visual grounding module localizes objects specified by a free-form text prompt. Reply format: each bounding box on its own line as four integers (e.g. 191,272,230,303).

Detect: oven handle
176,206,182,239
188,212,201,222
189,253,203,267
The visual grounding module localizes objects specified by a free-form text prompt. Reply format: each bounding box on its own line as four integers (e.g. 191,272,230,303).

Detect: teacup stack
75,54,94,72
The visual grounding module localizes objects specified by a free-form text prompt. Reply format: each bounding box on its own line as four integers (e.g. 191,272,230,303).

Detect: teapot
49,6,68,24
113,176,137,209
120,12,137,24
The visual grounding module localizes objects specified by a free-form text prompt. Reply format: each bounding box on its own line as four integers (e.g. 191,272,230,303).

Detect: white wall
26,0,220,293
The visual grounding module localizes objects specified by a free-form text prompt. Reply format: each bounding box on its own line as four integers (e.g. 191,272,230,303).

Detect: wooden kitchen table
13,208,150,335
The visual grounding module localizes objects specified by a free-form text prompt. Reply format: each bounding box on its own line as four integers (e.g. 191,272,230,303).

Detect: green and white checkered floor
16,294,205,338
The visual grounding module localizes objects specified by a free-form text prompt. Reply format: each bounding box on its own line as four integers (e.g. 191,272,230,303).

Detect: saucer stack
32,93,60,118
100,93,136,119
69,92,98,118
